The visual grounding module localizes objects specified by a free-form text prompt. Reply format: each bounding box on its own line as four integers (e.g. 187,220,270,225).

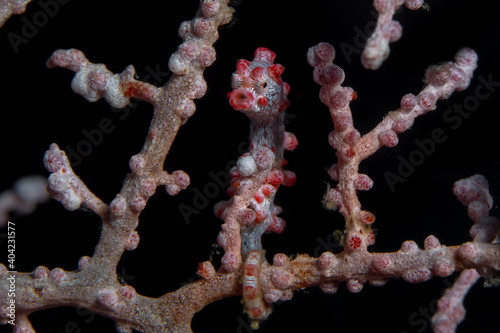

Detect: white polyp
49,268,67,282
179,99,196,118
166,184,181,196
104,74,130,108
237,155,257,177
61,189,82,211
405,0,424,10
48,172,70,192
78,256,91,270
48,173,82,211
97,289,118,307
71,65,101,102
178,21,191,39
363,36,390,70
168,52,189,75
129,154,146,174
32,266,49,279
69,62,130,108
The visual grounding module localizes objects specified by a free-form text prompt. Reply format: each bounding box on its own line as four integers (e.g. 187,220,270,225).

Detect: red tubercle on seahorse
242,250,271,322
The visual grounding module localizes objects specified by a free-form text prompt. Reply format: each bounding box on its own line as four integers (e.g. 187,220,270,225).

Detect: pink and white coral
0,0,499,332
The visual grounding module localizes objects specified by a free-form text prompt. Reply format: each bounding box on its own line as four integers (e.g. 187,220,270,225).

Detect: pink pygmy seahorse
217,47,298,326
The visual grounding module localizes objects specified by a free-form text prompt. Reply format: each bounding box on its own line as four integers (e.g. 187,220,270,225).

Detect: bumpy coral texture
1,2,499,333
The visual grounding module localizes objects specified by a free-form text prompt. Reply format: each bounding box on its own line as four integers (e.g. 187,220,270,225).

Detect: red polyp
266,215,286,234
226,187,236,197
279,99,290,112
197,262,215,279
214,203,227,219
229,178,241,189
254,47,276,63
359,210,375,225
254,209,267,223
228,88,255,110
244,285,257,300
229,168,241,179
236,59,250,75
283,131,298,151
347,234,362,250
345,148,356,158
268,64,284,84
366,230,375,245
251,67,266,81
250,307,263,319
351,90,358,100
253,191,265,204
266,169,285,186
282,82,290,95
282,170,296,187
257,96,268,106
261,184,276,197
245,264,257,277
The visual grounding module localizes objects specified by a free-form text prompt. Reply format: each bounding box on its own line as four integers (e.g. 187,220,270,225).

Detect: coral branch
363,0,425,69
358,48,478,160
431,269,480,333
308,42,477,252
215,147,274,272
0,1,235,332
43,0,233,273
47,49,159,107
43,143,108,219
0,1,498,332
259,241,500,301
453,174,500,243
0,0,31,28
430,174,500,332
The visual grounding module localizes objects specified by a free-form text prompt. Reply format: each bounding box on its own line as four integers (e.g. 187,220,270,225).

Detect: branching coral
0,0,499,332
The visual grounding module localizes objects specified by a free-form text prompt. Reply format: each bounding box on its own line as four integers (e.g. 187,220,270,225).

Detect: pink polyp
402,269,433,283
400,93,417,112
372,254,392,273
307,42,335,67
318,252,336,270
424,235,441,250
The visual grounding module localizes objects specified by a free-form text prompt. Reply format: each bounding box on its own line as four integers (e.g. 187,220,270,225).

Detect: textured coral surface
1,0,500,332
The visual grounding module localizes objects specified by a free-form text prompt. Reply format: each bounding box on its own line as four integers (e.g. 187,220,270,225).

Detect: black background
1,0,500,332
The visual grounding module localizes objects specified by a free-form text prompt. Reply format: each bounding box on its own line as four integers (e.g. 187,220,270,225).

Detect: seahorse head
228,47,290,121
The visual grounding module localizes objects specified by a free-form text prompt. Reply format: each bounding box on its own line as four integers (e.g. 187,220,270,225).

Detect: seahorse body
218,48,298,325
